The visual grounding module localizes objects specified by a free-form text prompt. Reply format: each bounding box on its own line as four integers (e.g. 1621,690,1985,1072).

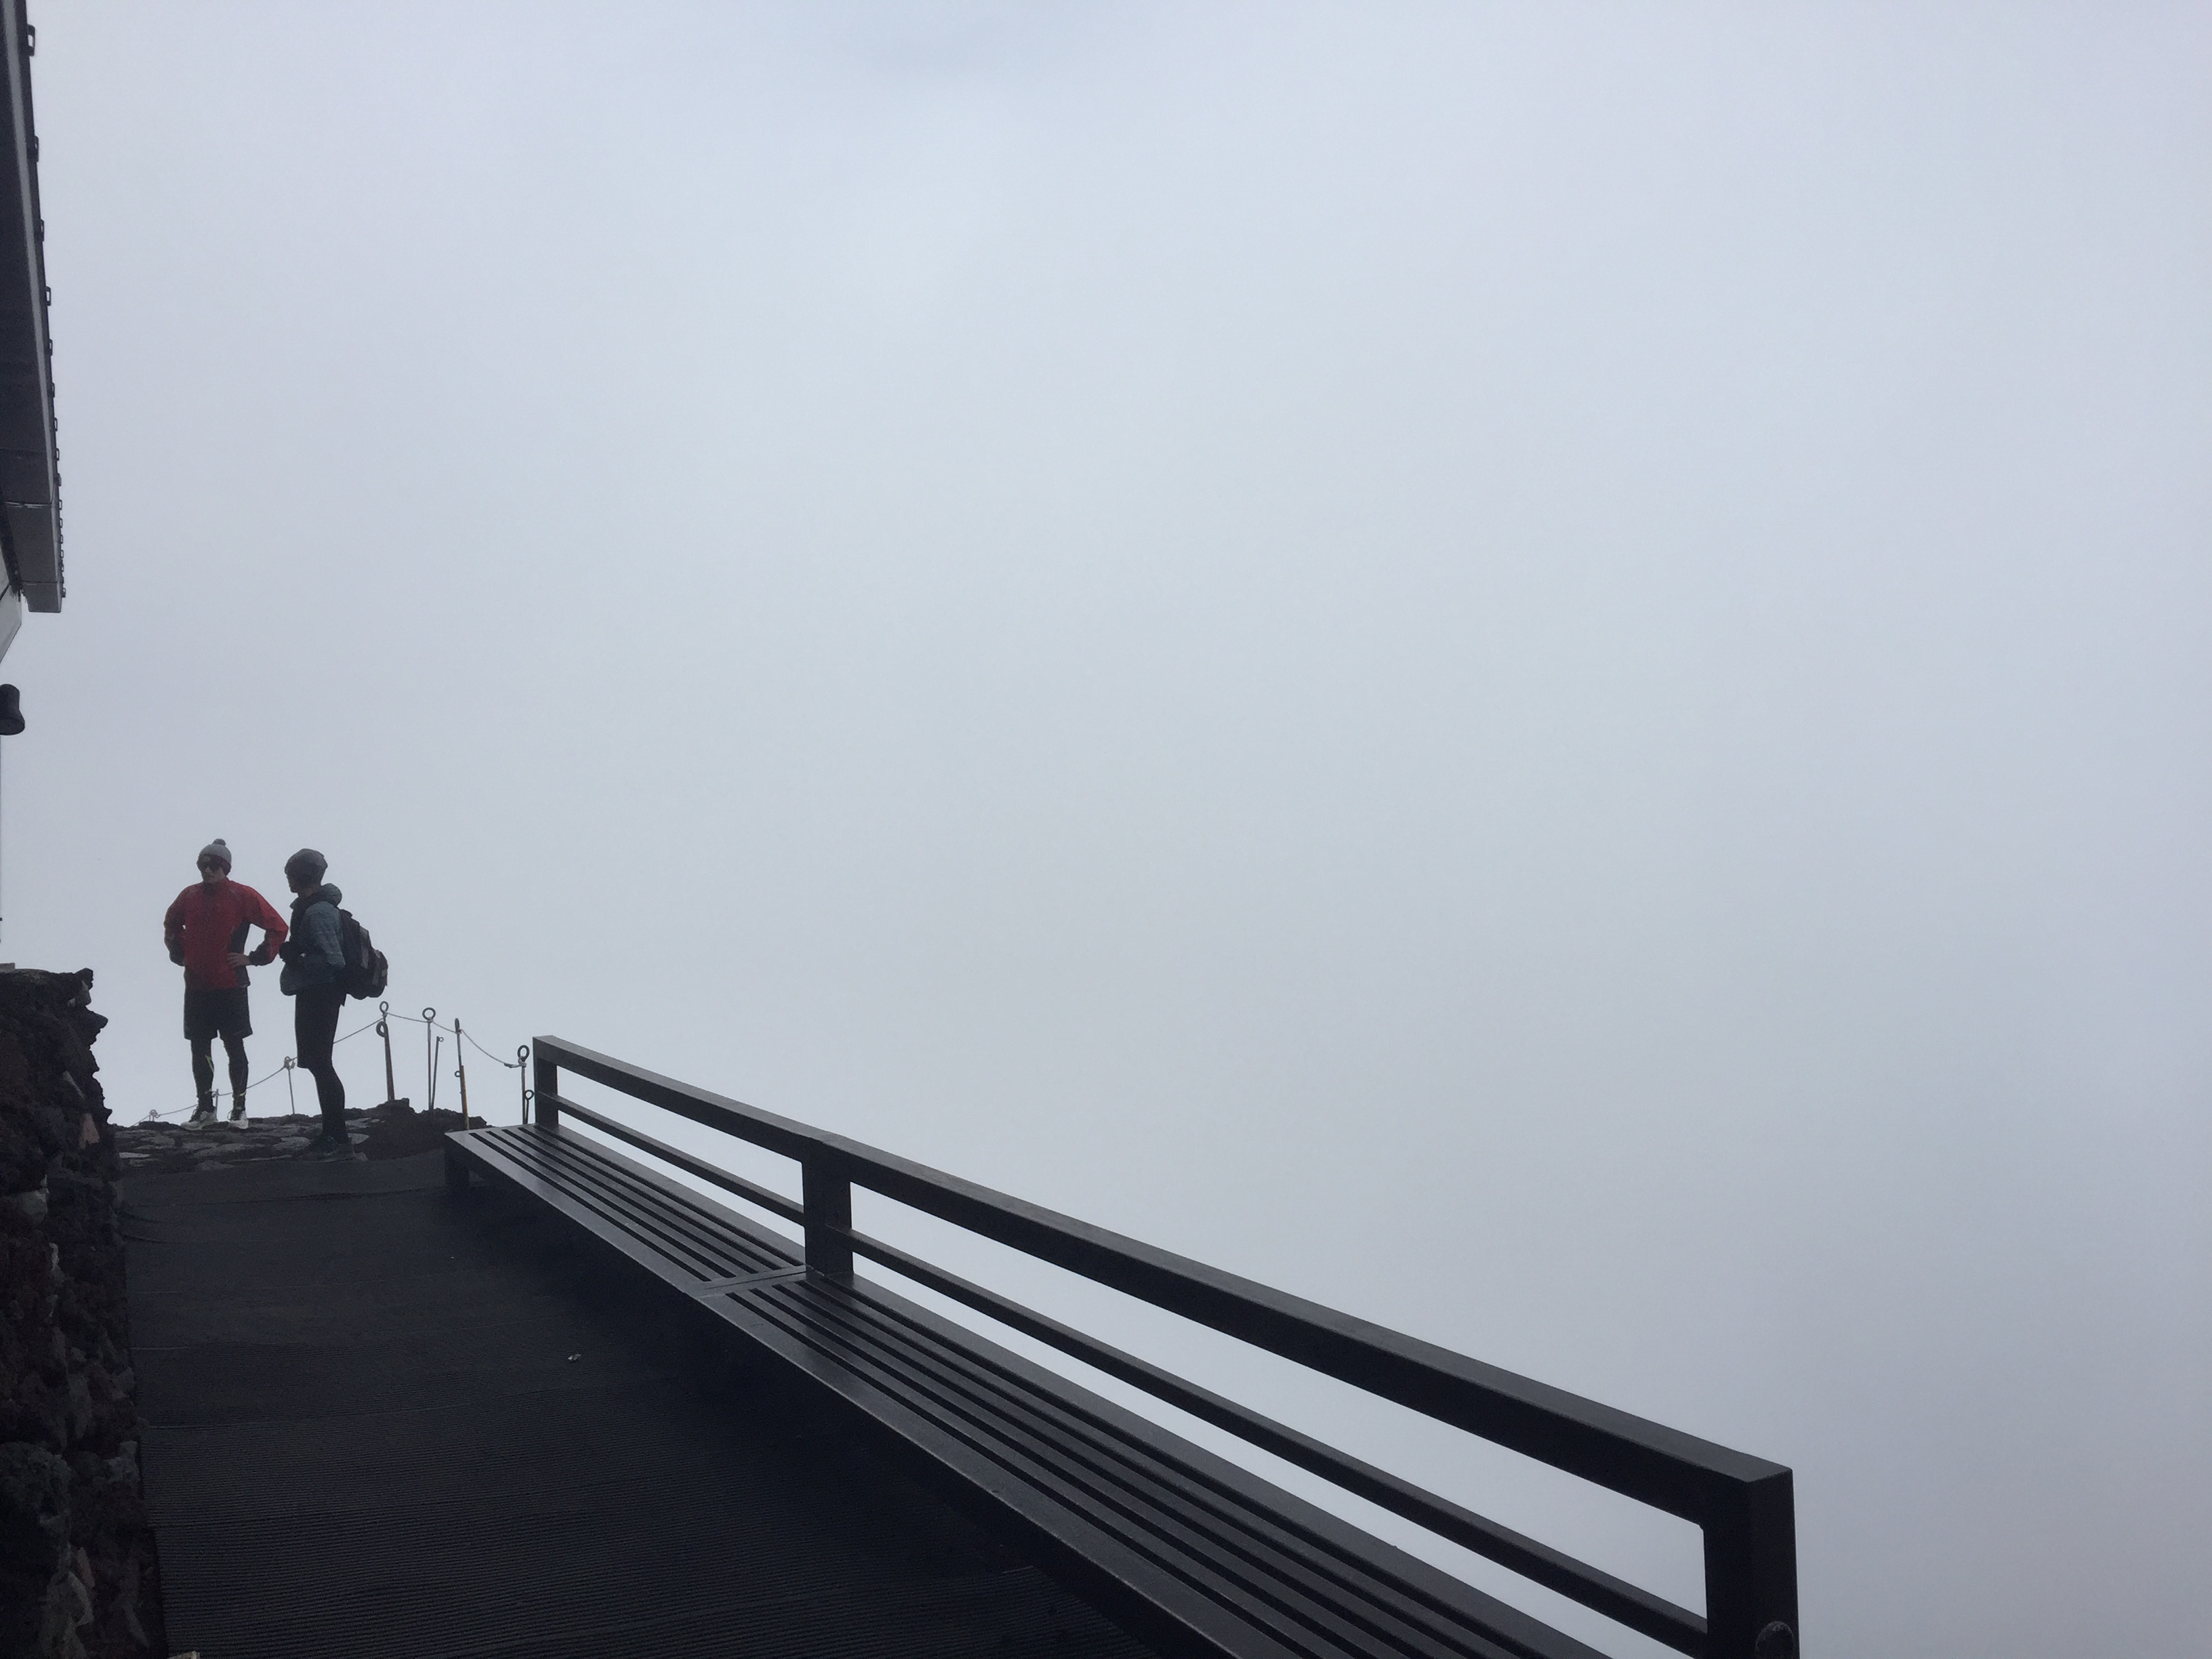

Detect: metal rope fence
142,1000,529,1124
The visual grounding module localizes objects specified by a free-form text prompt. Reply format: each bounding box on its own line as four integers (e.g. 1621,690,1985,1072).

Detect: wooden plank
450,1122,1614,1659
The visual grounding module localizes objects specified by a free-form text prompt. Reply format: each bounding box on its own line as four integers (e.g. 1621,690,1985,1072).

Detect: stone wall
0,970,163,1659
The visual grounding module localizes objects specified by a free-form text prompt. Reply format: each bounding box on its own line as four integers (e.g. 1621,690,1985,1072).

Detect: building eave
0,0,59,615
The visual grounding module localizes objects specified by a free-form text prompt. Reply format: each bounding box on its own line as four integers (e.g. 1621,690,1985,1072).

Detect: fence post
802,1155,853,1277
1703,1470,1798,1659
533,1044,560,1131
454,1017,472,1129
377,1002,398,1107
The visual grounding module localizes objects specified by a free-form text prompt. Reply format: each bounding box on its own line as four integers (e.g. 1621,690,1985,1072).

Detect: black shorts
183,987,252,1042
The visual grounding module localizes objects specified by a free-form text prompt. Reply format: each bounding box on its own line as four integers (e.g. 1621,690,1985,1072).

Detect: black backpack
337,909,389,1001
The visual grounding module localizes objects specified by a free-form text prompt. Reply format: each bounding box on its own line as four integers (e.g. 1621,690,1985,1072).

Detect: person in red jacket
162,839,288,1127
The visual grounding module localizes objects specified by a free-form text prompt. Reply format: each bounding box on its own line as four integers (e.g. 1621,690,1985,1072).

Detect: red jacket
163,880,289,991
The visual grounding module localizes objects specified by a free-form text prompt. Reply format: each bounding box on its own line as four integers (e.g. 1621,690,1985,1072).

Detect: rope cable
144,1017,382,1120
142,1004,523,1120
377,1007,525,1067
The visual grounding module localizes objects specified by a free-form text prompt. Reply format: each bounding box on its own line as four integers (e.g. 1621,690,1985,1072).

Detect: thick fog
6,4,2205,1654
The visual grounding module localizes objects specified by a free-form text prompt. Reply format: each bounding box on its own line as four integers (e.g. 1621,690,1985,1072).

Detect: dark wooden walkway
121,1149,1156,1659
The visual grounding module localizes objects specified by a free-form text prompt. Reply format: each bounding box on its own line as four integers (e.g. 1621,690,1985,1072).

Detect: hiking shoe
187,1102,216,1129
312,1132,354,1160
227,1100,248,1128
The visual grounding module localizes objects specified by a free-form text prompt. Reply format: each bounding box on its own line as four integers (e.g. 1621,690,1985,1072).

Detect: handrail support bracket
803,1155,853,1277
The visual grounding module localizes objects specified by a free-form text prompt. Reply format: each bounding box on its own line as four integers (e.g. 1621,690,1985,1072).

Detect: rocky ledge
115,1100,472,1177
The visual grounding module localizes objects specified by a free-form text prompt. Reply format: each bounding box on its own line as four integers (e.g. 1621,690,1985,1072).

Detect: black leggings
191,1035,249,1103
293,987,348,1136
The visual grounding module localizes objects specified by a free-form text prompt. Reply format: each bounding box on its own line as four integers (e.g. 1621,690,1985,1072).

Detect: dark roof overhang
0,0,57,613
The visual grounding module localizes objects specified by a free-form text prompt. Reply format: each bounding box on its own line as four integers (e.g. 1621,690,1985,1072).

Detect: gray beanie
283,847,327,884
197,838,232,870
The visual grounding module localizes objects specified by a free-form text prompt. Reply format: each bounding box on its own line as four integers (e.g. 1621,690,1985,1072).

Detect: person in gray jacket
279,848,352,1158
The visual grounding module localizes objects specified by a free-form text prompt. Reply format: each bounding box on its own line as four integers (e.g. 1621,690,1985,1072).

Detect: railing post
533,1045,560,1131
1703,1470,1798,1659
802,1155,853,1277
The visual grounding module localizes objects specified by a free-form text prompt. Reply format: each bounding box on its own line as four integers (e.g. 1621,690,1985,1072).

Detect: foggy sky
7,5,2207,1654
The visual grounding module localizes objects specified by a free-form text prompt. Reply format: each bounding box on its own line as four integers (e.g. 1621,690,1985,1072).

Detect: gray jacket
279,884,346,994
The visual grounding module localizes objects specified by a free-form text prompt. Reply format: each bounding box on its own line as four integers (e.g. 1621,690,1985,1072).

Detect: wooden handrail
531,1033,1797,1659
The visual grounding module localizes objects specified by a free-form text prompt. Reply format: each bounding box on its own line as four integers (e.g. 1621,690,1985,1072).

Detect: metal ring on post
422,1010,439,1115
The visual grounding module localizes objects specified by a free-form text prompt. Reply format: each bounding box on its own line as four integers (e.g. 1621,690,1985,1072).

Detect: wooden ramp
121,1150,1154,1659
